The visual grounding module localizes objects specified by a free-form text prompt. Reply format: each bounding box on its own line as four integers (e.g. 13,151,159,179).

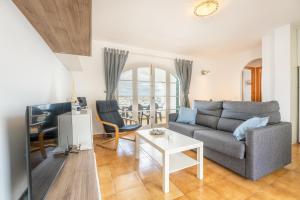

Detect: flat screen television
25,102,72,200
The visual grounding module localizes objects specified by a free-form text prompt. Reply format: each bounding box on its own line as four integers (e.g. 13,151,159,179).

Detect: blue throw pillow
233,117,269,140
176,107,197,124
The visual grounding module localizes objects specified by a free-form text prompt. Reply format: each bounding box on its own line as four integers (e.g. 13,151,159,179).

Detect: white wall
262,33,275,101
262,24,298,144
72,40,261,133
56,53,83,71
298,28,300,143
190,47,261,102
298,29,300,67
0,1,72,199
274,25,293,122
247,59,262,68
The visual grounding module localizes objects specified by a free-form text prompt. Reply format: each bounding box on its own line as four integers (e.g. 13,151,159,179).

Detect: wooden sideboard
45,150,100,200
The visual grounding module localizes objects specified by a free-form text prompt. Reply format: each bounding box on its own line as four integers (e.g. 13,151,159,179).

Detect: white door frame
118,65,178,128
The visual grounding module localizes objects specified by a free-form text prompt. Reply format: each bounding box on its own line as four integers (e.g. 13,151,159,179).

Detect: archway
242,58,262,102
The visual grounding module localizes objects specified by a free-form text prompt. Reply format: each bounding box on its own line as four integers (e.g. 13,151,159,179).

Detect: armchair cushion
119,124,142,132
96,100,125,133
96,100,142,133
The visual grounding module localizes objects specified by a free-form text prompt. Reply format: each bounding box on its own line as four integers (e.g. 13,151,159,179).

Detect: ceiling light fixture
194,0,219,17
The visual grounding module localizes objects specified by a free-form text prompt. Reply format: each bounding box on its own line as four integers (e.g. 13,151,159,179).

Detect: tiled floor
94,134,300,200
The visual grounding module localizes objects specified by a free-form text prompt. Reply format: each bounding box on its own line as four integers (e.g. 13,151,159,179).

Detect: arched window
118,66,179,127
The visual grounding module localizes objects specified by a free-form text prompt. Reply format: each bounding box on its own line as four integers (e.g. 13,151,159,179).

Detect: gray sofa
168,100,292,180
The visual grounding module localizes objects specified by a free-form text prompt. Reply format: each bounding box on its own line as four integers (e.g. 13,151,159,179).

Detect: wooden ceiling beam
13,0,91,56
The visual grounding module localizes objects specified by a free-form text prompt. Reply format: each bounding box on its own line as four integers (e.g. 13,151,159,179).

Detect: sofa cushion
193,129,245,159
217,101,281,132
193,100,223,129
233,117,269,140
176,107,197,124
168,121,210,138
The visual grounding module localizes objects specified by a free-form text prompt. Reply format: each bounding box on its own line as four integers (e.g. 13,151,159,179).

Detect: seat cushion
119,124,142,132
168,121,210,138
193,129,245,159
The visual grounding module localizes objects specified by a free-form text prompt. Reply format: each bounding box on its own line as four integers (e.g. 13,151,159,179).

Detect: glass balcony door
118,65,179,128
154,68,167,127
137,67,152,128
118,70,134,124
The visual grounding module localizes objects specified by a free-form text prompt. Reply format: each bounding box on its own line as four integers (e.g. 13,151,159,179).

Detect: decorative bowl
150,128,165,135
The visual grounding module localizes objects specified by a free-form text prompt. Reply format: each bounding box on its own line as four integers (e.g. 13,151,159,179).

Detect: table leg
162,152,169,193
135,134,139,159
197,145,203,179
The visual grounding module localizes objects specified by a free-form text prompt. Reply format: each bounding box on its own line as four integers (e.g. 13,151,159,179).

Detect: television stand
44,150,100,200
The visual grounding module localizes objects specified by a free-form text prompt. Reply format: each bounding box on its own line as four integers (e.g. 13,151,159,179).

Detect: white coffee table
135,128,203,193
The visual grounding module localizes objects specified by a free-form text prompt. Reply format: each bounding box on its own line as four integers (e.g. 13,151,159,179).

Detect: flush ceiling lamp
194,0,219,17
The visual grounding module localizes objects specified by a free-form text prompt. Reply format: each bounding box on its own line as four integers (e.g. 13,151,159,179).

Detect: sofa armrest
245,122,292,180
169,113,178,122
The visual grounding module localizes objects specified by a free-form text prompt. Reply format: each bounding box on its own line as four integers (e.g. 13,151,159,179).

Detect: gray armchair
96,100,141,150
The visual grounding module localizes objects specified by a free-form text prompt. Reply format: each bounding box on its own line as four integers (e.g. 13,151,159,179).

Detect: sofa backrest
217,101,281,132
193,100,223,129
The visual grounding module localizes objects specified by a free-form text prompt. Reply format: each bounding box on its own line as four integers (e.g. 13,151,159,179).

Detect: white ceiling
92,0,300,57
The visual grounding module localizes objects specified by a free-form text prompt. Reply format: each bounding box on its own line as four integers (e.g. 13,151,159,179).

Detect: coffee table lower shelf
140,143,199,173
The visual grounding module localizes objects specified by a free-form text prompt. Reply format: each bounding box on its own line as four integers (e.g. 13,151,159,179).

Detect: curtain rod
130,52,194,61
102,47,192,61
130,51,175,61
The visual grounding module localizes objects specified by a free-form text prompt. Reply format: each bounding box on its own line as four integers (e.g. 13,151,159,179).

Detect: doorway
242,58,262,102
